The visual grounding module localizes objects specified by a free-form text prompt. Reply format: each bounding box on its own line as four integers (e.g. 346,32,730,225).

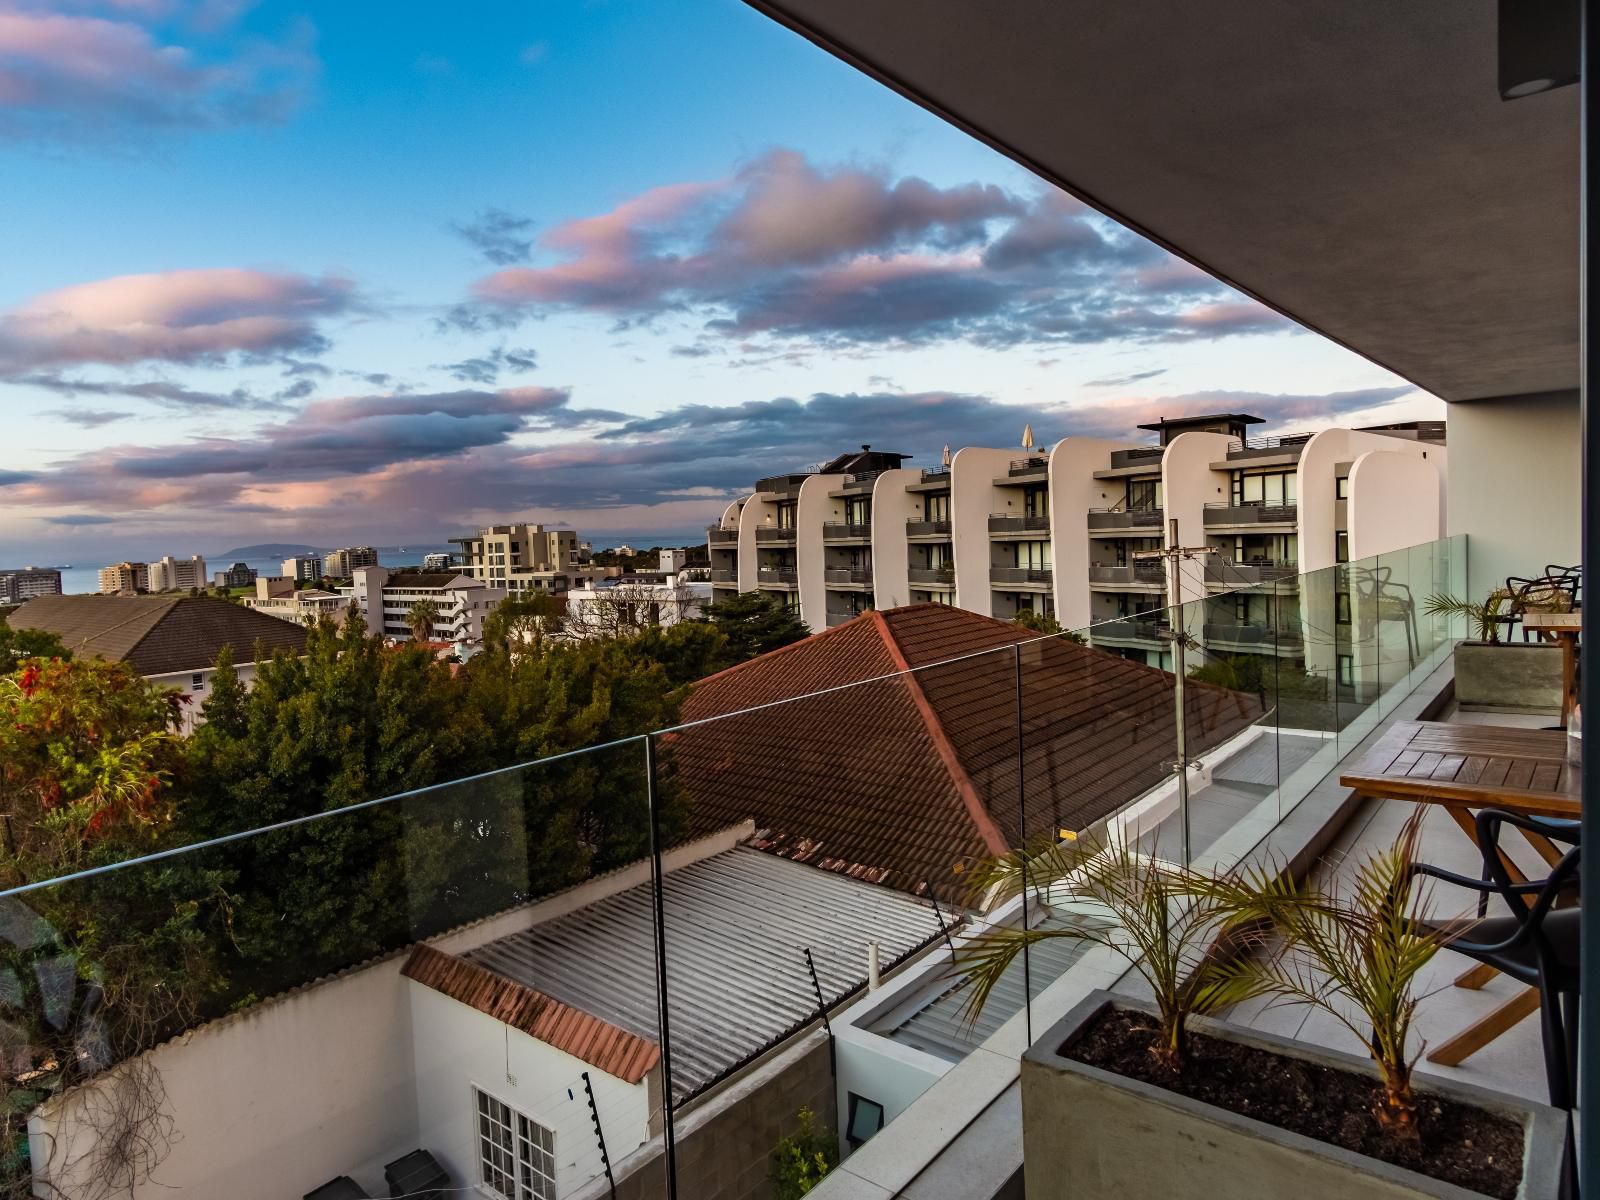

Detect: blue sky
0,0,1437,561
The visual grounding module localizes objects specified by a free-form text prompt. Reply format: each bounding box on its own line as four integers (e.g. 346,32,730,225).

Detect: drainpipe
866,941,881,990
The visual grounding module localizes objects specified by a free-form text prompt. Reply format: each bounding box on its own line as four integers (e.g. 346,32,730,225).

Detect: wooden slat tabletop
1339,721,1580,816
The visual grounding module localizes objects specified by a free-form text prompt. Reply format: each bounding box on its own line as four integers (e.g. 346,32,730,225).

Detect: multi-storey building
450,523,579,593
710,415,1448,666
97,561,149,594
322,546,379,579
212,561,257,590
282,555,322,583
148,554,208,592
0,567,62,603
344,566,495,643
244,576,350,626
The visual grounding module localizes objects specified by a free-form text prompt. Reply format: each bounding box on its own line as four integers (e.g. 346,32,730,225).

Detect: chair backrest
1475,809,1580,948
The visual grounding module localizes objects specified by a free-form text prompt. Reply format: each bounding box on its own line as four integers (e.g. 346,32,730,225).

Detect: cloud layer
463,150,1288,350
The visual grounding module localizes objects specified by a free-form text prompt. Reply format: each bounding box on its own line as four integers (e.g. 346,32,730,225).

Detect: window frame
471,1085,557,1200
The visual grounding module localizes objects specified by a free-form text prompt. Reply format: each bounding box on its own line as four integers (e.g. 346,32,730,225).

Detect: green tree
701,591,809,665
1011,609,1063,635
483,591,566,653
0,622,69,675
406,598,441,643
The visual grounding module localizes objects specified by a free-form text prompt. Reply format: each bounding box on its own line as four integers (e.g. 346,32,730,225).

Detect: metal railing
756,568,798,585
905,518,952,537
1202,502,1298,525
1200,622,1306,648
707,528,738,545
920,467,951,483
844,472,882,492
1007,456,1049,476
1226,432,1315,454
1090,614,1170,642
710,569,736,584
754,473,811,495
1204,559,1299,584
1107,446,1165,469
754,526,798,543
988,514,1051,534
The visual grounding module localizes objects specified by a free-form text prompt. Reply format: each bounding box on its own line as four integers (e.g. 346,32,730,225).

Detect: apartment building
282,555,322,583
450,522,579,593
212,561,257,590
97,561,149,594
148,554,207,592
710,416,1448,665
344,565,495,643
322,546,380,579
0,567,62,603
244,576,350,626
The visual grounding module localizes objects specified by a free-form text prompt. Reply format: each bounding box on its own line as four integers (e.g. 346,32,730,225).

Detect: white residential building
148,554,208,592
421,552,454,572
243,576,350,626
451,522,579,593
344,565,496,644
282,555,322,583
712,416,1448,666
322,546,380,579
97,561,149,593
565,574,712,638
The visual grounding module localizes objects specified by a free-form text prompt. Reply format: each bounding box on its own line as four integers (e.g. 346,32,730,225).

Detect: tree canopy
701,590,810,664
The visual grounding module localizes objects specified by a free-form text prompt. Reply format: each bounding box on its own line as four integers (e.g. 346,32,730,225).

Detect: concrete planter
1454,640,1564,714
1020,991,1563,1200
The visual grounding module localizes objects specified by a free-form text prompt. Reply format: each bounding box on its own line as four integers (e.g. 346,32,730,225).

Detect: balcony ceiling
745,1,1577,403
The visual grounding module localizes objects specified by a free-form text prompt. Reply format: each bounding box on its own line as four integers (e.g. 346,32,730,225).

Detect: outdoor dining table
1520,610,1581,729
1339,720,1578,1066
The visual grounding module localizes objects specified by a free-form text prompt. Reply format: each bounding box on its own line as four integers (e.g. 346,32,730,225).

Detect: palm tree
406,598,441,643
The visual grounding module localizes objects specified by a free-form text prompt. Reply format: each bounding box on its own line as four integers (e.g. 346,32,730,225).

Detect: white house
344,565,496,645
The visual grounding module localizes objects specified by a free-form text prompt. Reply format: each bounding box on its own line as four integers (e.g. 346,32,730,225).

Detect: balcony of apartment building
825,597,873,626
706,526,739,547
1087,505,1165,535
709,568,738,587
1204,557,1300,590
986,512,1052,539
755,566,798,590
1086,559,1167,591
992,454,1049,486
905,516,953,540
906,564,956,590
1202,499,1299,529
1220,431,1316,464
988,565,1053,590
821,521,872,545
823,566,874,591
1086,611,1170,648
754,524,798,546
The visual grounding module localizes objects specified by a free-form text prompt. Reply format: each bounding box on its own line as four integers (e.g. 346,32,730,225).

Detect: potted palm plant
1426,588,1565,714
960,820,1564,1200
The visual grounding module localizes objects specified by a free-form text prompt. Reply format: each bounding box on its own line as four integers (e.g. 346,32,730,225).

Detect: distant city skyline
1,0,1441,561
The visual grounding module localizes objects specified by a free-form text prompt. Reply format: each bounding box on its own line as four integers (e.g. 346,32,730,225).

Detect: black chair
1412,810,1580,1110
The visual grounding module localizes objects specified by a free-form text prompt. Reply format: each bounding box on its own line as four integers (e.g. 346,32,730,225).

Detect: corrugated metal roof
461,847,947,1102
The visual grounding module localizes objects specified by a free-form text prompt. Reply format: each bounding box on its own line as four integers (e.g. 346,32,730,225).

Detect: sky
0,0,1441,562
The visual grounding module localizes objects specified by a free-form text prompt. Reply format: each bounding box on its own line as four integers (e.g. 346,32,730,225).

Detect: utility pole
1132,519,1216,865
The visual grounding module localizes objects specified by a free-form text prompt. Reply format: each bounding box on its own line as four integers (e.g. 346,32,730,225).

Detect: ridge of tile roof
402,943,661,1084
675,604,1260,902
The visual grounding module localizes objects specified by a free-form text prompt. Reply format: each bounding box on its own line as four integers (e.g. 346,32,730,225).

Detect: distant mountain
213,543,326,559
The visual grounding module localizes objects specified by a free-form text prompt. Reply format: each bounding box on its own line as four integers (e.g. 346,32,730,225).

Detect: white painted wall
1047,437,1141,629
147,661,261,734
1347,451,1444,563
797,473,846,631
1159,432,1234,609
870,468,921,610
950,447,1014,615
1297,428,1446,573
408,984,651,1198
736,493,776,592
1447,391,1580,599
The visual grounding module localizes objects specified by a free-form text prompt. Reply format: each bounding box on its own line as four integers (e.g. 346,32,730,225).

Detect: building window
474,1088,556,1200
925,492,950,522
1127,477,1162,512
1335,591,1352,625
1023,485,1049,519
1337,654,1355,688
1335,475,1350,500
1232,469,1296,506
191,673,204,691
1334,531,1349,564
847,1094,885,1149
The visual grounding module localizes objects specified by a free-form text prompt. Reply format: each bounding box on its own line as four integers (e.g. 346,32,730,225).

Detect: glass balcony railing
821,522,872,542
1087,506,1164,531
1203,500,1298,525
0,537,1468,1200
905,518,952,537
754,525,797,543
987,513,1051,535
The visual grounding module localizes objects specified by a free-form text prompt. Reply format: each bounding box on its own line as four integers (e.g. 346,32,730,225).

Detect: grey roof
463,846,946,1102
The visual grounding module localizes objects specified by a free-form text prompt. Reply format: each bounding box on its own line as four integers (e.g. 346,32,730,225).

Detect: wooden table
1521,611,1581,729
1339,720,1578,1066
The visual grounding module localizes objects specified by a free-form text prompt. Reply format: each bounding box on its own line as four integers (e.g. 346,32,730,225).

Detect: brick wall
581,1030,837,1200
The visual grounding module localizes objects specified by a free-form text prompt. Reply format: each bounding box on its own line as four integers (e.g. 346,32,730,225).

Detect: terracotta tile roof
10,594,309,676
674,604,1260,903
402,944,661,1083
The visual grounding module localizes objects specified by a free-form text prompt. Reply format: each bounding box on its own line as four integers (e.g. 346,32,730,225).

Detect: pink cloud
0,267,355,370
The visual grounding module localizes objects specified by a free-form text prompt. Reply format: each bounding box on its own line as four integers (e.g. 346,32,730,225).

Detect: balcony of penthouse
754,471,812,498
821,521,872,545
993,454,1049,485
907,465,953,493
904,516,953,540
986,512,1052,539
1202,500,1299,529
1086,560,1167,591
1087,505,1165,535
1219,431,1317,466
